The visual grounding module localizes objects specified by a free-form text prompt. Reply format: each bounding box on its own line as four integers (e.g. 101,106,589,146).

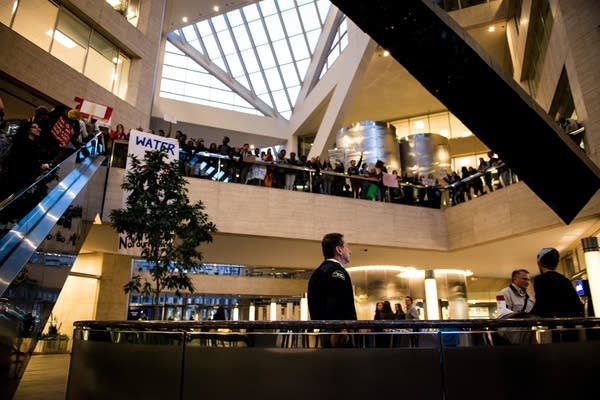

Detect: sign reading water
117,129,179,255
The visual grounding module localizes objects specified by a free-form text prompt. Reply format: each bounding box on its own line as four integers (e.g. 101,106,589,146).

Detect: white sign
163,114,177,123
117,130,180,255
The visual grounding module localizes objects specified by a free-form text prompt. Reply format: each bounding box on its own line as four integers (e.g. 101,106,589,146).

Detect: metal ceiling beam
166,31,280,119
330,0,600,224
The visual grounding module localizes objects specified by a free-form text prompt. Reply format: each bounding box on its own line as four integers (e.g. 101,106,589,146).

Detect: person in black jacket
307,232,356,347
308,233,356,321
530,247,583,318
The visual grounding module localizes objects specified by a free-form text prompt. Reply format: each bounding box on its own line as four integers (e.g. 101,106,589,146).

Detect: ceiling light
46,30,76,49
182,16,188,23
213,5,220,12
487,26,495,32
383,50,389,57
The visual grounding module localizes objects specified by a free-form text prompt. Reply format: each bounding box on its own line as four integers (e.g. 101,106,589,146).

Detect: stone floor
13,353,70,400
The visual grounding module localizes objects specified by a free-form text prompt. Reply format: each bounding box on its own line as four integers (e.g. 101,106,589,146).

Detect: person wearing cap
530,247,584,318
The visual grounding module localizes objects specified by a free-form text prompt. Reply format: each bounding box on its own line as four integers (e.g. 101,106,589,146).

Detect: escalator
330,0,600,224
0,137,106,399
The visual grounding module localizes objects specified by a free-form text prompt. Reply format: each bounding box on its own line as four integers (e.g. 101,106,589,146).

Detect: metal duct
334,120,400,171
399,133,451,180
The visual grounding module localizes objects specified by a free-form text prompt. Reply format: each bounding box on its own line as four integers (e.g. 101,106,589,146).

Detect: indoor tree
110,149,217,320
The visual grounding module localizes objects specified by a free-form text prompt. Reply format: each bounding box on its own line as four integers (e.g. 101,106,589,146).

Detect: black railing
66,318,600,400
109,141,518,210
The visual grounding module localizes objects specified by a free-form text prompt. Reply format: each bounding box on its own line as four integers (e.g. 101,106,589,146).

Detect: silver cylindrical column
335,120,400,171
399,133,450,179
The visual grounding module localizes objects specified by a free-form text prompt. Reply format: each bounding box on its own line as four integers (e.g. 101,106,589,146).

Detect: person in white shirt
499,269,535,315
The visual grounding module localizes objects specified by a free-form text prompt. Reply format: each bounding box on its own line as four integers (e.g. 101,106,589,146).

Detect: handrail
74,317,600,331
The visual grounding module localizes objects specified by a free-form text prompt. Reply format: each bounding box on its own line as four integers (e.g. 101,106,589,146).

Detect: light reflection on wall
347,265,472,320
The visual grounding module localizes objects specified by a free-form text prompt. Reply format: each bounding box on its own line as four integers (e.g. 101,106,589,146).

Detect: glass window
217,29,236,56
271,39,292,64
315,0,330,23
280,63,299,88
232,24,251,51
271,89,290,113
50,8,90,73
196,20,211,37
226,10,243,27
248,19,267,46
265,14,284,41
298,3,320,31
114,53,130,99
429,112,451,137
227,53,246,78
281,8,302,36
256,43,275,69
12,0,58,51
242,3,260,22
241,48,259,73
85,46,115,91
0,0,18,27
264,67,283,91
211,14,227,32
259,0,278,17
161,0,332,119
181,25,197,42
202,33,220,60
409,117,429,134
449,115,471,138
288,34,309,61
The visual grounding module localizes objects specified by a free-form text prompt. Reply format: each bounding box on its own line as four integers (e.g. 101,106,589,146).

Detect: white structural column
249,304,256,321
582,237,600,316
424,270,440,320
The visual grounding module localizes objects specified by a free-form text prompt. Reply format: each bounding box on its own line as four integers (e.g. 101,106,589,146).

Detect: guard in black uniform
308,233,356,320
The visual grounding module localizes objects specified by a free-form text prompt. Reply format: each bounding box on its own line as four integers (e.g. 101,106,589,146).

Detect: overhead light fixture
46,30,76,49
488,26,496,32
383,50,389,57
182,16,188,23
213,5,220,12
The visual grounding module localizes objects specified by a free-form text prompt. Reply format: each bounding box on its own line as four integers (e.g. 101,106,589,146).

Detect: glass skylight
160,0,343,120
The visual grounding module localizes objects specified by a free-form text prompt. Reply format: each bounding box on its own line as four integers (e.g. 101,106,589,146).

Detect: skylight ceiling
160,0,346,120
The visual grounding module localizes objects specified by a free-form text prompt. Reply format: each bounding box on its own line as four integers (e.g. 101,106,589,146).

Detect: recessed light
383,50,390,57
487,26,495,32
182,16,188,23
213,5,220,12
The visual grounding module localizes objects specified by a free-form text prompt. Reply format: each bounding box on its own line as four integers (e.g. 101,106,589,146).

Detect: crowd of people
159,130,520,209
0,103,104,203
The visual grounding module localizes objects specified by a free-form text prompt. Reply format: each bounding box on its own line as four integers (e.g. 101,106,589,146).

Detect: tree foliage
110,149,217,316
